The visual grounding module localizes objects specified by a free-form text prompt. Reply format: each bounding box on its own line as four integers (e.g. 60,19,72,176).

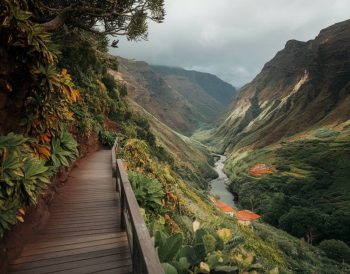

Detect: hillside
1,2,349,273
205,19,350,153
199,20,350,254
151,65,235,108
115,58,236,135
126,99,217,188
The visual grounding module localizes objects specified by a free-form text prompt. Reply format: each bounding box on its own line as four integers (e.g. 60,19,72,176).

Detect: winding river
209,155,236,208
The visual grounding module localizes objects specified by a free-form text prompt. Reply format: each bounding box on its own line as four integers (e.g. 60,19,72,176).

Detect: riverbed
209,155,236,208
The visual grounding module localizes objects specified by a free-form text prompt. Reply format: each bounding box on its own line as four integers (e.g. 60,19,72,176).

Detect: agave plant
0,133,53,237
128,171,165,212
50,130,79,168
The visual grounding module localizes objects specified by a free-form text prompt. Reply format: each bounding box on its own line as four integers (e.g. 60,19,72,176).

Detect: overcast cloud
110,0,350,87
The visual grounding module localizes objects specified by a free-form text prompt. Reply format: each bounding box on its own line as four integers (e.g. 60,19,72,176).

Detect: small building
235,210,261,225
208,196,236,217
249,163,275,177
208,196,261,225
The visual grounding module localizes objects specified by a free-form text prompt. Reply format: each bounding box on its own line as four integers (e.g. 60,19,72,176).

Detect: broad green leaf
162,263,178,274
158,233,183,262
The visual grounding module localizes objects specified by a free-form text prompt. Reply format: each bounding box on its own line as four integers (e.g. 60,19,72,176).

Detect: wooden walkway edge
8,149,132,274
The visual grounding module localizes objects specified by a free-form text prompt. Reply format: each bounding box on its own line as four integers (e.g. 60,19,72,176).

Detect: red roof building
208,196,261,224
235,210,261,221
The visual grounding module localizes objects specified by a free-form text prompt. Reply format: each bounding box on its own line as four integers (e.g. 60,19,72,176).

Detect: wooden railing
112,139,164,274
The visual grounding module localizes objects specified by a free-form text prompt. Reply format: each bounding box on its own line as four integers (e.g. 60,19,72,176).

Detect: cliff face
115,58,236,136
211,20,350,152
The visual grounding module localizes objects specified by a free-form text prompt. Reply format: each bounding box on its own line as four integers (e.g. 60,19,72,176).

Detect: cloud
110,0,350,87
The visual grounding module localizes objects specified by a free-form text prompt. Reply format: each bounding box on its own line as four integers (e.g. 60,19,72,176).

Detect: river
209,155,236,208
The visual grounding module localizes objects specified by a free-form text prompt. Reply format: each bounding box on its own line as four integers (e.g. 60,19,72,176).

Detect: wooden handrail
112,138,164,274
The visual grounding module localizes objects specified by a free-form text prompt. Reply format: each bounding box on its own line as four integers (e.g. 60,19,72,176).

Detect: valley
114,19,350,271
1,2,350,273
192,19,350,266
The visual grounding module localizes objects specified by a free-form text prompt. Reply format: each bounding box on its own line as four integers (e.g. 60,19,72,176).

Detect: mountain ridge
207,19,350,153
115,57,236,135
200,19,350,251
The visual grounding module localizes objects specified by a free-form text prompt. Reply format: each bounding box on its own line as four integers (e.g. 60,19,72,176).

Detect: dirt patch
249,164,275,177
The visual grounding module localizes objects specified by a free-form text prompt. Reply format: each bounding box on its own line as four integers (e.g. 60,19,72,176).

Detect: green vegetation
319,239,350,264
99,131,118,148
0,132,78,237
2,1,349,273
224,130,350,252
128,172,165,213
0,0,158,238
152,225,263,274
50,131,79,168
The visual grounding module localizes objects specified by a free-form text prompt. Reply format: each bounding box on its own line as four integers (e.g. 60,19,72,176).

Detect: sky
110,0,350,87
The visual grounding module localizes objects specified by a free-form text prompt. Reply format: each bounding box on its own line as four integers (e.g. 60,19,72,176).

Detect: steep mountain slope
207,19,350,152
114,58,236,135
202,20,350,250
151,65,235,112
127,99,217,188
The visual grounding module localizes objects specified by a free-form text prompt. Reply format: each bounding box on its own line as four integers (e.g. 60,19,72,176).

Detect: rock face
211,19,350,152
116,58,236,135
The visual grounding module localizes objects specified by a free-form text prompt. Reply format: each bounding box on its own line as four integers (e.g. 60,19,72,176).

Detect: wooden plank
24,233,123,250
9,253,131,274
45,261,132,274
9,247,128,269
12,240,129,264
47,216,120,226
36,228,123,240
19,236,128,257
94,266,132,274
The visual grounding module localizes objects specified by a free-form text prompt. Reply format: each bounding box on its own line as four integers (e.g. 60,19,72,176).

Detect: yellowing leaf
72,89,80,101
16,215,24,223
62,85,70,97
66,111,74,119
19,208,26,215
39,133,51,143
217,228,232,244
36,146,51,159
199,262,210,273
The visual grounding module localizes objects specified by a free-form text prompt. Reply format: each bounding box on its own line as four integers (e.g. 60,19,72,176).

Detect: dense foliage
225,130,350,252
319,239,350,264
0,131,78,237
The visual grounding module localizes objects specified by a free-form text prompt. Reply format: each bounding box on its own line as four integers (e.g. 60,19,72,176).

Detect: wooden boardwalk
8,149,132,274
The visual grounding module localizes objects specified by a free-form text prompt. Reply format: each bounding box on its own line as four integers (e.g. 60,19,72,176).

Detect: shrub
101,74,117,98
128,172,165,212
0,133,53,237
319,240,350,264
314,128,340,139
99,131,118,148
276,164,291,172
51,130,79,168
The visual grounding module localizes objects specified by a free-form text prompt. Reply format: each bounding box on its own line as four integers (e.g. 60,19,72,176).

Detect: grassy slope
127,99,217,188
115,58,235,136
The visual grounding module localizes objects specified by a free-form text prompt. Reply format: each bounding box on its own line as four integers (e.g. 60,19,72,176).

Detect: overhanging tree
29,0,165,42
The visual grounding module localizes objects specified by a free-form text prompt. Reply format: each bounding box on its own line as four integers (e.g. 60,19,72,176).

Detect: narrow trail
8,149,132,274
